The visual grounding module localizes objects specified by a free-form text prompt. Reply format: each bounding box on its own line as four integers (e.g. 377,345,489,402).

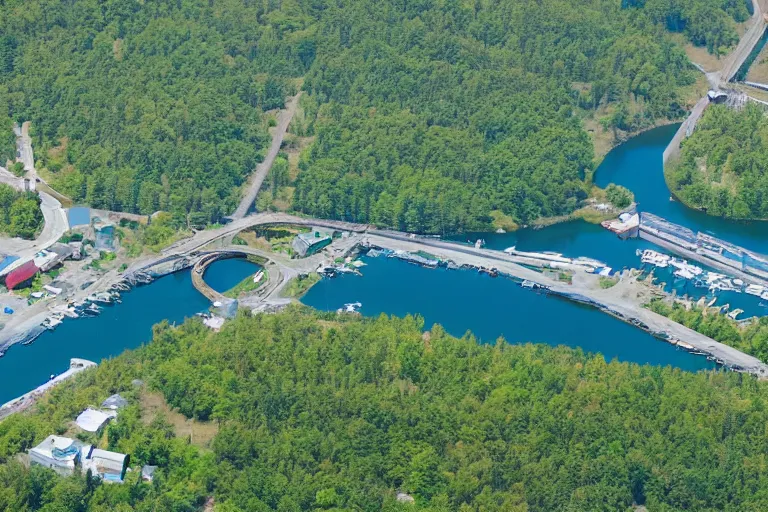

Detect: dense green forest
648,298,768,362
0,184,42,239
0,0,748,232
666,104,768,219
293,0,744,231
4,309,768,510
0,0,303,226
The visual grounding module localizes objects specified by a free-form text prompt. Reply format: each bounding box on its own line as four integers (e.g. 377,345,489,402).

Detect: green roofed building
292,231,332,257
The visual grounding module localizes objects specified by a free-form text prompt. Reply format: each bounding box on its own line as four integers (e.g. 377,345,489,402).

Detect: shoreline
3,215,767,416
663,160,768,224
362,231,768,377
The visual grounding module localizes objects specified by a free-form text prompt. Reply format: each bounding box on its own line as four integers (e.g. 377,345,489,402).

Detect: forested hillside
294,0,744,231
0,0,305,225
0,184,42,239
0,0,748,231
3,309,768,511
666,104,768,219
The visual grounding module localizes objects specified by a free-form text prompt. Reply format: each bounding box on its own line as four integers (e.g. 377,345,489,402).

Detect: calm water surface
302,256,715,371
455,125,768,317
1,125,750,403
0,259,258,405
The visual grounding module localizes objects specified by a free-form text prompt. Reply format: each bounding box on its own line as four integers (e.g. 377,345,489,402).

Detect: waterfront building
75,408,117,433
292,231,332,257
29,435,84,476
82,447,129,483
3,260,39,290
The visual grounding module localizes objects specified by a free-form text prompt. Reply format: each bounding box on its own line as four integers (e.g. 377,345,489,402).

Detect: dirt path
231,93,303,219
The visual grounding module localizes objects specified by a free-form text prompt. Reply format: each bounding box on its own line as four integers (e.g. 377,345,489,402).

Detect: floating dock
604,211,768,288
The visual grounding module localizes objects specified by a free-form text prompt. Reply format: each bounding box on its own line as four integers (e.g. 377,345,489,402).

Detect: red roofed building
4,260,39,290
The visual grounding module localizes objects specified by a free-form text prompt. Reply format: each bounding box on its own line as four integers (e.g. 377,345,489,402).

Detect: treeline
4,309,768,510
293,0,742,231
0,184,42,239
648,298,768,362
667,104,768,219
0,0,747,232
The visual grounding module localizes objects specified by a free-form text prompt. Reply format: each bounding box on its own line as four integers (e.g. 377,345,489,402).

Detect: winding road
664,0,768,163
123,212,768,377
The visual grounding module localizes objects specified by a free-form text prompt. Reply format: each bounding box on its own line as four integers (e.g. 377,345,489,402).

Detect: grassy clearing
224,268,267,299
599,276,619,288
139,391,218,449
283,273,320,298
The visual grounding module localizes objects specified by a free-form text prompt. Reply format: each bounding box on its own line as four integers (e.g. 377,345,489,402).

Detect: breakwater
303,253,716,371
356,241,755,372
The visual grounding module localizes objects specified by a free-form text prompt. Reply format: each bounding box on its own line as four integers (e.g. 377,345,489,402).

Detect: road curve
142,212,768,377
664,0,768,163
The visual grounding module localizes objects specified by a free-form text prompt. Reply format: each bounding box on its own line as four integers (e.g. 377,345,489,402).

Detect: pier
362,232,768,377
3,211,768,384
634,212,768,288
116,213,768,377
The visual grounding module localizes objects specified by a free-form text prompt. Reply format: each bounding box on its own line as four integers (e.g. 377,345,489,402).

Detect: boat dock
603,211,768,288
364,231,768,377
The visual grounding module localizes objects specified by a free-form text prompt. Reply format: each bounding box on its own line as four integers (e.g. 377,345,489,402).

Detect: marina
302,254,716,372
0,258,256,406
3,125,768,411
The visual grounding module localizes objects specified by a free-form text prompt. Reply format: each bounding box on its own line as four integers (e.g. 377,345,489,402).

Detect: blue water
302,256,715,371
452,125,768,317
594,124,768,253
1,125,755,403
204,259,260,293
0,259,258,405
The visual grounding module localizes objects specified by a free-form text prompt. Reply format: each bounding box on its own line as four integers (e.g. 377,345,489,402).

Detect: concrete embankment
365,232,768,377
638,230,768,288
0,358,96,421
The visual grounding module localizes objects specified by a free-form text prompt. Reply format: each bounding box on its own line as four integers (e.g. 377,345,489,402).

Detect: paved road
665,0,768,162
231,93,303,219
17,122,35,173
0,166,24,191
135,212,768,376
0,126,69,276
364,232,768,377
720,0,768,84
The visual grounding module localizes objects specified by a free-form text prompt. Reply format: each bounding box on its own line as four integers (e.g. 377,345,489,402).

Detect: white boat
706,272,726,284
674,268,695,280
668,258,703,276
505,247,571,264
710,280,738,292
573,257,607,268
746,284,765,297
57,307,79,319
42,314,64,330
337,302,362,313
640,249,670,268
